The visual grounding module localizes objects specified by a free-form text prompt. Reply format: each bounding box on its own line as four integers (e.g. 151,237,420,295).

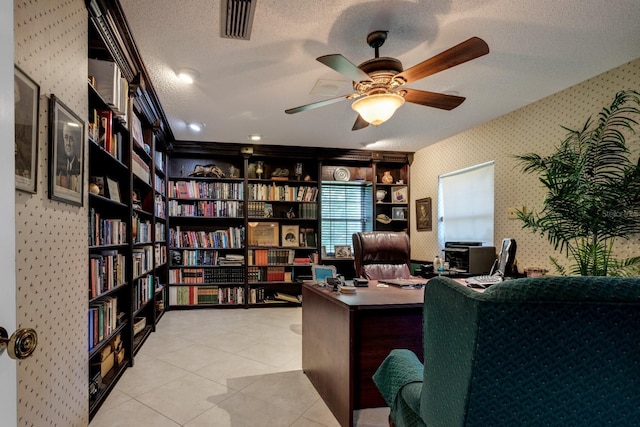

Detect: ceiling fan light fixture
351,93,405,126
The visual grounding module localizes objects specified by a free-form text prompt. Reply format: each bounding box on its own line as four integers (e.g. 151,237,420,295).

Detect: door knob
0,327,37,360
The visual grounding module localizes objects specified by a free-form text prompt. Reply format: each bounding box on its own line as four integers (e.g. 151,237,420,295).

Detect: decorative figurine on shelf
376,189,387,203
304,175,311,181
189,163,225,178
381,171,394,184
295,163,303,180
229,165,239,178
286,207,296,218
256,161,264,179
132,190,142,210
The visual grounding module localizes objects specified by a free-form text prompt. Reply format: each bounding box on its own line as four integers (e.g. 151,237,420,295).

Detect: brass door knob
0,327,38,360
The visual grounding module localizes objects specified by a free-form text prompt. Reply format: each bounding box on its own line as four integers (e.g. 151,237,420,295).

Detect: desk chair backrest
352,231,411,280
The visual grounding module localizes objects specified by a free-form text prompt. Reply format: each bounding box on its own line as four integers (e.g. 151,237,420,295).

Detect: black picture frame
416,197,432,231
48,94,85,206
15,66,40,193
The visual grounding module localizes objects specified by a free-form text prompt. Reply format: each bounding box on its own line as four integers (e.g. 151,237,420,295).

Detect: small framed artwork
49,94,85,206
392,207,407,220
334,245,352,258
247,221,279,246
281,224,300,247
105,178,121,203
416,197,433,231
391,186,408,203
15,66,40,193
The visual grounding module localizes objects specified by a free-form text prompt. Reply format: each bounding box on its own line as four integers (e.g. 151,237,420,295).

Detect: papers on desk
380,278,428,289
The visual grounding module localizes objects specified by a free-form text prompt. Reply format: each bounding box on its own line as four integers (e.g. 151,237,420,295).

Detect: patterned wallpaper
411,58,640,274
14,0,88,425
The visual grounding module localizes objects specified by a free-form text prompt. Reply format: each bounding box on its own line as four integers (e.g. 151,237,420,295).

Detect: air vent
221,0,257,40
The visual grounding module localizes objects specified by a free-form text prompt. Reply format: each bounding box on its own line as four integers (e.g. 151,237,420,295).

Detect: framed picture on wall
15,66,40,193
48,94,85,206
416,197,432,231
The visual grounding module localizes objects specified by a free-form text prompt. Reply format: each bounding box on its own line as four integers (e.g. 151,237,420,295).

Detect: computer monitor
495,238,517,277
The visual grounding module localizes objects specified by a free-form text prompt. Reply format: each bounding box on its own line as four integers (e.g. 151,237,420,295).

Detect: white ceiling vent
221,0,257,40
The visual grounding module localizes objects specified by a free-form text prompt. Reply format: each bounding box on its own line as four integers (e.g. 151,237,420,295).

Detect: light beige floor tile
355,407,391,426
199,331,263,353
237,337,301,367
241,370,320,416
156,342,231,372
90,398,179,427
115,357,189,397
195,353,279,390
136,372,236,424
301,397,342,427
184,391,301,427
94,388,131,412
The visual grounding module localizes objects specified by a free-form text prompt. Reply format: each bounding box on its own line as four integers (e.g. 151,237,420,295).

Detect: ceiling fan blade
317,54,372,83
394,37,489,85
285,93,355,114
401,88,466,110
352,114,369,131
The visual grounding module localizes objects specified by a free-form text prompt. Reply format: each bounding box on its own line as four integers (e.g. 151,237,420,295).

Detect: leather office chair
352,231,411,280
373,276,640,427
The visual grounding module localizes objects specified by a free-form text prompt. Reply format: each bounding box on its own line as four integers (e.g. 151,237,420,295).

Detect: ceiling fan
285,31,489,130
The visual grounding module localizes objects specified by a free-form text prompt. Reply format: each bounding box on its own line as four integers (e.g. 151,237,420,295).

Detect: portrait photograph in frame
416,197,433,231
49,94,85,206
392,206,407,220
15,66,40,193
391,185,408,203
281,224,300,247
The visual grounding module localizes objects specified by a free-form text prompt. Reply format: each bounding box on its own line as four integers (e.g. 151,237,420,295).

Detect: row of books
89,209,127,247
247,184,318,202
155,222,166,243
154,243,167,266
88,296,119,351
168,267,246,284
154,194,166,219
89,251,126,299
154,175,166,196
132,246,153,278
168,226,245,249
168,181,244,200
171,249,220,266
168,285,245,305
168,200,244,217
88,58,128,121
132,215,152,244
248,248,295,266
89,108,125,162
247,201,273,218
132,151,151,185
133,276,159,312
247,266,291,282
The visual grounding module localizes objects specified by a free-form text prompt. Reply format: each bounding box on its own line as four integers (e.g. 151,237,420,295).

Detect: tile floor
90,307,390,427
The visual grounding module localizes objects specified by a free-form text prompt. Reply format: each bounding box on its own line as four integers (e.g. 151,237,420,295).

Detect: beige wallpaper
14,0,88,425
410,57,640,274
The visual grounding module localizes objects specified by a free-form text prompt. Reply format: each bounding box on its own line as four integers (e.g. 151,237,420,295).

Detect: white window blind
321,183,373,254
438,161,494,248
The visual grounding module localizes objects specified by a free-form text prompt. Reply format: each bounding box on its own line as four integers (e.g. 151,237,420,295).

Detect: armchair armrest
373,348,424,407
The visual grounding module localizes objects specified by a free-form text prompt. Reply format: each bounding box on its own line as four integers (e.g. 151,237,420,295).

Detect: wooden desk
302,282,424,427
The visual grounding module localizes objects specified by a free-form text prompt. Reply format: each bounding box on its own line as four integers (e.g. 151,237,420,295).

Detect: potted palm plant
515,90,640,276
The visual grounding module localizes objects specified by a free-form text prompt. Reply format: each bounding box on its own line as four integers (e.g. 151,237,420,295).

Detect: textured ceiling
119,0,640,153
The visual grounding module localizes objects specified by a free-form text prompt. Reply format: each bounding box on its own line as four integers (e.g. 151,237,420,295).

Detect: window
438,161,494,248
321,183,373,255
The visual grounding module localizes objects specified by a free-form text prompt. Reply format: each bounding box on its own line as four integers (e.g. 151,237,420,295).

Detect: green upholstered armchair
373,276,640,427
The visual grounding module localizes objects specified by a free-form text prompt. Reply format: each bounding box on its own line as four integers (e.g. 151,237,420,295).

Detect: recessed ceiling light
188,122,206,132
248,134,261,141
175,68,199,84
